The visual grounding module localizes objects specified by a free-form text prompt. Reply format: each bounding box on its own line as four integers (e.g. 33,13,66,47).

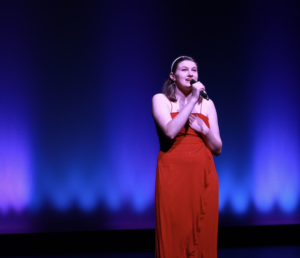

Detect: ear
169,72,175,81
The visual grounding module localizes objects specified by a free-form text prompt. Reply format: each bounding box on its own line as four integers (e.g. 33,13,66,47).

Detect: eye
182,69,187,71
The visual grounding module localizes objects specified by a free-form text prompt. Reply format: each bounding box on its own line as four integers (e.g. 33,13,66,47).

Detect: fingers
192,81,205,92
189,114,196,124
189,114,196,120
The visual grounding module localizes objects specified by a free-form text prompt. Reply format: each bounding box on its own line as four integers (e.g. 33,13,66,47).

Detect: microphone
190,79,209,100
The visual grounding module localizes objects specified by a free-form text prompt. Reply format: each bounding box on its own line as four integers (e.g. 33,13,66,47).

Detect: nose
187,69,194,76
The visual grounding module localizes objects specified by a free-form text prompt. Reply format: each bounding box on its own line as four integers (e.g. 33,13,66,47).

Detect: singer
152,56,222,258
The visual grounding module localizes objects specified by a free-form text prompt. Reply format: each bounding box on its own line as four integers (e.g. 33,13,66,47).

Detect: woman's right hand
191,81,205,102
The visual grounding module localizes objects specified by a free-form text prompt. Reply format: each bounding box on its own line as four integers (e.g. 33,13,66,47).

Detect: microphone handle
200,90,209,100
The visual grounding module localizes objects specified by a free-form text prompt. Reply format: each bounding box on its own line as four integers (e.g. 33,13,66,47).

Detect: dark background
0,0,299,234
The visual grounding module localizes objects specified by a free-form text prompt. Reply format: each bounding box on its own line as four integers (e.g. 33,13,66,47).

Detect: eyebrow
180,66,197,69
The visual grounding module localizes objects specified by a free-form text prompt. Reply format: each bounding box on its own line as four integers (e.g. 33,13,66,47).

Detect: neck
175,86,192,104
175,86,192,99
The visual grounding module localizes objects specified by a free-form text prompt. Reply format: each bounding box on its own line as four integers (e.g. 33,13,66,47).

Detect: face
170,60,198,91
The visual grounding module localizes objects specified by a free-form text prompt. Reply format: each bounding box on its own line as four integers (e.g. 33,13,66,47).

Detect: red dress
155,113,219,258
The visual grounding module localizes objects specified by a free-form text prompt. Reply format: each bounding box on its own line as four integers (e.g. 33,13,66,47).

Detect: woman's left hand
189,114,209,135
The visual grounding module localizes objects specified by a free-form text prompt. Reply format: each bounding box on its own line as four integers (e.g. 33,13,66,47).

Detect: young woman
152,56,222,258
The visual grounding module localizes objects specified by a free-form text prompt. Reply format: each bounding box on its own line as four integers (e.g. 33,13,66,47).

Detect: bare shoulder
202,98,215,110
152,93,172,118
152,93,169,102
200,98,215,115
152,93,170,107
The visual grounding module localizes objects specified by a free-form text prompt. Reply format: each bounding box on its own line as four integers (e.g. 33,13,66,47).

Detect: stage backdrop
0,0,299,234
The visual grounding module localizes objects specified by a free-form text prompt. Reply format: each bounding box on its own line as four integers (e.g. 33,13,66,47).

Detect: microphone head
190,79,197,85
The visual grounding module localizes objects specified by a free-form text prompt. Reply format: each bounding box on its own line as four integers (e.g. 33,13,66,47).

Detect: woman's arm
152,93,198,139
189,100,222,156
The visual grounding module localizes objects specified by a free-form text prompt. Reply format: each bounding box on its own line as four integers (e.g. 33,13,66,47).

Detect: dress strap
169,100,173,113
200,100,203,115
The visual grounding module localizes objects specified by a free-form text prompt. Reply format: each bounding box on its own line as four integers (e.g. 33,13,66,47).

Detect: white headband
170,56,186,72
